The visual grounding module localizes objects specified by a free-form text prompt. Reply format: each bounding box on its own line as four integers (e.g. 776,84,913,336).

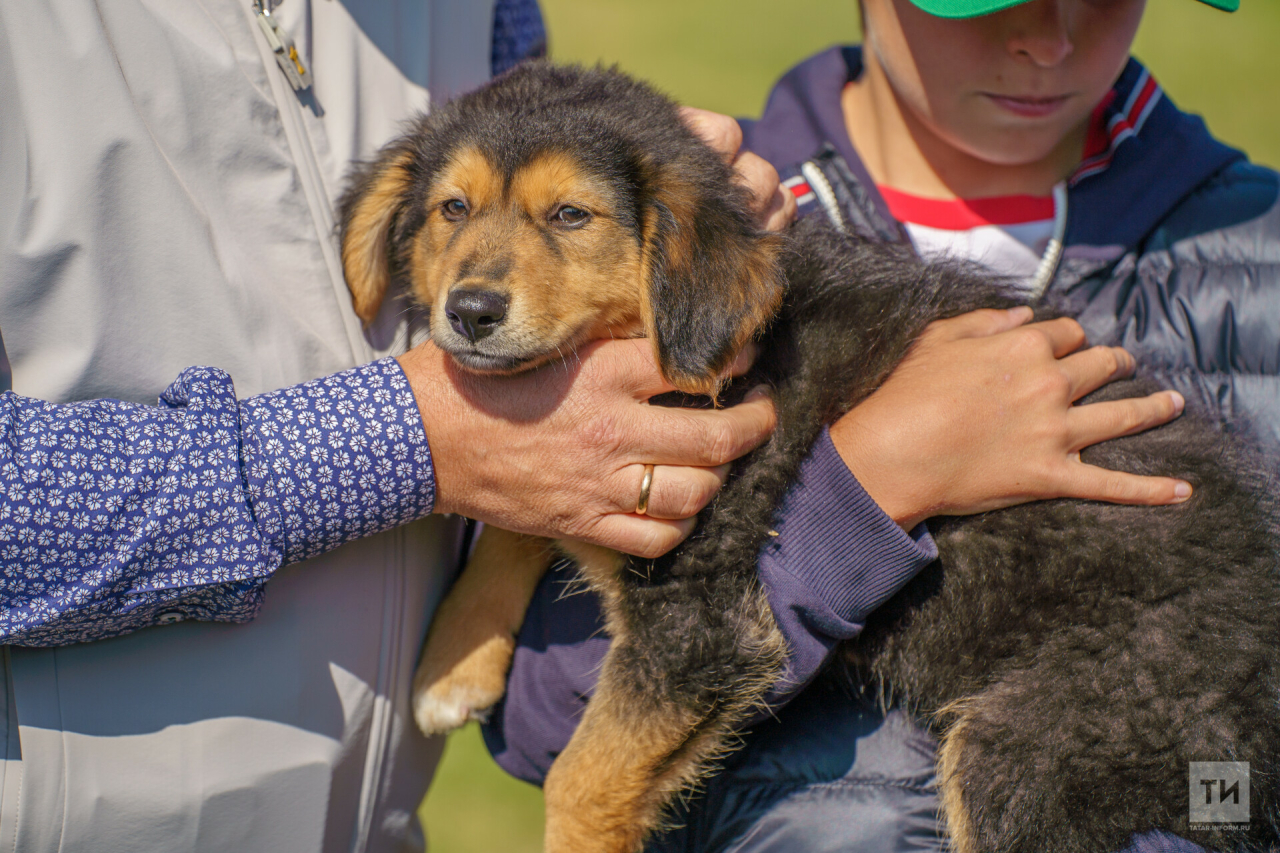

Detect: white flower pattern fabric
0,358,434,645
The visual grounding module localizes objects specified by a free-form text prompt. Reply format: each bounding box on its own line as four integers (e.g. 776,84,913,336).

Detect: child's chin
956,124,1080,170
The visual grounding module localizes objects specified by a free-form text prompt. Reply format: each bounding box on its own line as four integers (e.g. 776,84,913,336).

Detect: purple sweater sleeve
483,427,937,784
757,428,937,703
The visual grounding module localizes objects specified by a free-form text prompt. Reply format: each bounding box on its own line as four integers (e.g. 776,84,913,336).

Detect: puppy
339,62,1280,853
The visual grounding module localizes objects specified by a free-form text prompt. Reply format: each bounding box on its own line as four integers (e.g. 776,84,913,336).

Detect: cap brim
907,0,1041,16
910,0,1236,17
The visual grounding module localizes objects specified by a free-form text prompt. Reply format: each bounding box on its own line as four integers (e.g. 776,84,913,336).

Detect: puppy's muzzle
445,289,508,342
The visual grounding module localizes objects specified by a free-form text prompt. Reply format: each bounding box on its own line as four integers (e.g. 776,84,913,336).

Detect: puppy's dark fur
339,62,1280,853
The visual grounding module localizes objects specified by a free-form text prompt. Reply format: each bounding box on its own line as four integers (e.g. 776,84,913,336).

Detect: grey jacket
0,2,492,851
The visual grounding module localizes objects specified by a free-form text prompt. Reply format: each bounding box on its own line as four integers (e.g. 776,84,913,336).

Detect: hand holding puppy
680,106,797,231
832,307,1191,531
399,339,774,558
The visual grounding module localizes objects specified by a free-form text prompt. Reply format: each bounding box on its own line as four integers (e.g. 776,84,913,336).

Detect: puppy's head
339,63,784,394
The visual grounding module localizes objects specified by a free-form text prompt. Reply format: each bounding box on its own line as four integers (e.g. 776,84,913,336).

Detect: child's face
863,0,1147,168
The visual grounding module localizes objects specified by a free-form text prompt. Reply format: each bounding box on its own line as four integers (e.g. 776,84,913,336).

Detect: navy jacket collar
740,46,1244,252
1065,59,1243,248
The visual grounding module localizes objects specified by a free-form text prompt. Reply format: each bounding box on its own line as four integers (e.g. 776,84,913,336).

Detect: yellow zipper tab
254,2,312,91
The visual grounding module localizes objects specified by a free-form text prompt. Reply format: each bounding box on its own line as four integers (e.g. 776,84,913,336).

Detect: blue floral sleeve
0,358,434,646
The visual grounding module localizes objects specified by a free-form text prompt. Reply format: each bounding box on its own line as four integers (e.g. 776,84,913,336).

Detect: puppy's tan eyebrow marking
431,146,503,212
508,150,613,220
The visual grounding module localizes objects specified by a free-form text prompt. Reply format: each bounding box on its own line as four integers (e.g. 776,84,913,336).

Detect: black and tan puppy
339,63,1280,853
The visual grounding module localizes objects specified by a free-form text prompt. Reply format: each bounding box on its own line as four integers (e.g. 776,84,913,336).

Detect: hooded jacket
485,46,1280,802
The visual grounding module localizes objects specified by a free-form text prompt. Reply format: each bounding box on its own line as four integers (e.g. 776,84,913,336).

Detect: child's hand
830,306,1190,531
680,106,797,232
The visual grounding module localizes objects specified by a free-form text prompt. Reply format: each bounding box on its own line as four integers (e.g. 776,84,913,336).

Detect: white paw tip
413,687,498,736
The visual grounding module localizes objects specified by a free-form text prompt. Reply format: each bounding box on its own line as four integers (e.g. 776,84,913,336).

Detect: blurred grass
420,724,545,853
420,3,1280,850
542,0,863,118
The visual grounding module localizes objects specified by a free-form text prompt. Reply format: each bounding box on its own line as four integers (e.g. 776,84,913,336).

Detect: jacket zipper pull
254,1,312,91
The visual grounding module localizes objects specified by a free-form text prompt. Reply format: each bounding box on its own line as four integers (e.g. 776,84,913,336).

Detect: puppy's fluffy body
339,63,1280,853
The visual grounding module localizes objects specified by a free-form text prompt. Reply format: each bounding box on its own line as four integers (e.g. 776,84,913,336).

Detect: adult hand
397,339,775,558
831,307,1190,531
680,106,796,231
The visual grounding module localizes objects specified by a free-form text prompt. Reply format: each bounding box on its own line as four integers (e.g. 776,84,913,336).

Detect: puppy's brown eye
550,205,591,228
441,199,469,221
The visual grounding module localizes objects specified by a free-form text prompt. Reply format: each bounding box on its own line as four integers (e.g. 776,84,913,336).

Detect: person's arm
1,339,775,647
0,358,433,645
757,308,1190,701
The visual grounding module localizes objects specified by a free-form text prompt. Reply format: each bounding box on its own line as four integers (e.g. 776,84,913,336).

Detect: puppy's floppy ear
640,176,785,396
338,146,418,324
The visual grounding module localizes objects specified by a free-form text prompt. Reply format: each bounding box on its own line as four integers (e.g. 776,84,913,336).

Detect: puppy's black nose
445,290,508,342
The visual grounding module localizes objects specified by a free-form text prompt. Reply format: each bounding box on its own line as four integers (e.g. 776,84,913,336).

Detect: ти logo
1189,762,1250,828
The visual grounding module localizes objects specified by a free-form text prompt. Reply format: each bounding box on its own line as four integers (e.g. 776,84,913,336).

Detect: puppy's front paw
412,633,515,735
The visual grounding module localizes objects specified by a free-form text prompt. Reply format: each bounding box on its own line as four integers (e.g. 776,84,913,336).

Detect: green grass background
420,2,1280,850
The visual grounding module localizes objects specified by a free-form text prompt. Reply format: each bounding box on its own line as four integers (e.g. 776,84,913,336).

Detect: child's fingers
731,151,786,212
1060,345,1136,401
1021,316,1090,359
1066,390,1185,452
758,183,797,231
1059,460,1192,506
678,106,743,160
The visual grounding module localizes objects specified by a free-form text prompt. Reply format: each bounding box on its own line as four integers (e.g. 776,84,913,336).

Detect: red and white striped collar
783,174,817,208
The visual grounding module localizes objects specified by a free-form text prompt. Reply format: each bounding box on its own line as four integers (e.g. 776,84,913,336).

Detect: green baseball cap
910,0,1237,17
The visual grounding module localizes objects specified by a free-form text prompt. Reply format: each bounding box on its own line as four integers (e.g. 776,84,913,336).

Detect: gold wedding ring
636,464,656,516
